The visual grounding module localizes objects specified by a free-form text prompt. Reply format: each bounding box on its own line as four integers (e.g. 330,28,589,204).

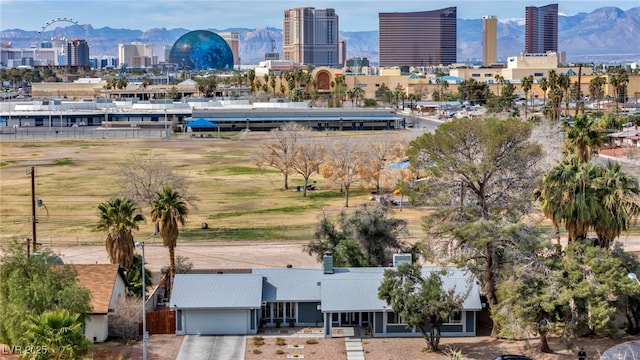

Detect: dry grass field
0,131,426,249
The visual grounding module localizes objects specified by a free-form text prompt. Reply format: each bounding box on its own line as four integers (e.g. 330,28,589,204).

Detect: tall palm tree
151,187,189,280
610,68,629,113
535,159,599,244
539,77,548,106
521,75,534,120
558,73,572,117
589,76,606,112
592,161,640,248
97,197,145,268
562,115,604,163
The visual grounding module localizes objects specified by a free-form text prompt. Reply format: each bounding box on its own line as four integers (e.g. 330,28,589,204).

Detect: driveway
176,335,246,360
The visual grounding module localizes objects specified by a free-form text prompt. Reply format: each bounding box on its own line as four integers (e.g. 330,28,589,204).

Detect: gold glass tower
482,15,497,65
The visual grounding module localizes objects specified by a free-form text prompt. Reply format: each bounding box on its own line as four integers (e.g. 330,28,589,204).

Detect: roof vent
287,264,293,268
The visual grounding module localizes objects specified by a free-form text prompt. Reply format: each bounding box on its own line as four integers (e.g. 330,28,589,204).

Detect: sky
0,0,638,32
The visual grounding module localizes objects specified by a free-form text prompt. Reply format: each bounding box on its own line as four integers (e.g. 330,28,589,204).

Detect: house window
534,72,544,77
387,312,404,324
176,310,182,331
331,313,338,322
471,73,480,77
274,303,284,321
446,311,462,324
287,303,296,320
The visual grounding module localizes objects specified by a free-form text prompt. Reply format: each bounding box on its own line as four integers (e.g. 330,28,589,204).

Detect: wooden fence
145,309,176,335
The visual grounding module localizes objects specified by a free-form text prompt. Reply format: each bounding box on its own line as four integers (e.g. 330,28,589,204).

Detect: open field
0,131,427,248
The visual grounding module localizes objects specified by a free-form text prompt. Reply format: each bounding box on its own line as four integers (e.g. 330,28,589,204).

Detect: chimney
323,252,334,274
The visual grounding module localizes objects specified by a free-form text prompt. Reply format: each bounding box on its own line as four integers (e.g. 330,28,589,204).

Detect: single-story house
73,264,127,343
169,255,482,338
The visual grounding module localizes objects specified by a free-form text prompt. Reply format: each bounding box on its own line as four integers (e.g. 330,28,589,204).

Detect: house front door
341,312,360,325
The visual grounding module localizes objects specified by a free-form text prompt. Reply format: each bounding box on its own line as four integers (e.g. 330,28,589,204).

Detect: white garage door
184,309,249,335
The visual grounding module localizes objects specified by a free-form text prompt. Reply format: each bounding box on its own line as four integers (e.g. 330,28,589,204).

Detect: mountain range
1,6,639,65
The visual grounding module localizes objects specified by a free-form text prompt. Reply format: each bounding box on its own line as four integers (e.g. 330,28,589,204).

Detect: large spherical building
169,30,234,71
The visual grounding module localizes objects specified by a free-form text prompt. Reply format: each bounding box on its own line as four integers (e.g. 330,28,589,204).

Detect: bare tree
320,139,368,207
360,133,408,194
118,153,194,234
255,122,305,190
291,135,326,197
118,153,192,205
108,297,141,343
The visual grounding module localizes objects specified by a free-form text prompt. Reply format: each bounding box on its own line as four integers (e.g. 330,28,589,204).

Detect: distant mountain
1,6,638,65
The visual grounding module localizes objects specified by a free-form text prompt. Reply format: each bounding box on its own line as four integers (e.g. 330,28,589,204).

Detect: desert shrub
275,337,286,346
306,338,319,345
252,336,265,346
444,347,464,360
275,349,285,355
253,349,262,354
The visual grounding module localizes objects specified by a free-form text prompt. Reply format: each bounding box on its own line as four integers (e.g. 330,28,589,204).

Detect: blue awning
186,118,218,128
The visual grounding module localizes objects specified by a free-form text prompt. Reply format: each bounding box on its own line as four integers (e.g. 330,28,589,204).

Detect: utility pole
27,166,36,253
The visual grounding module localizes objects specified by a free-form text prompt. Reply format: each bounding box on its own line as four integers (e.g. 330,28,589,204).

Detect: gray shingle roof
253,268,322,302
320,267,482,312
169,267,481,312
169,274,263,309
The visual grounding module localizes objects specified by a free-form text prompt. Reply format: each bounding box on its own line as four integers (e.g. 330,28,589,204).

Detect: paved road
176,335,246,360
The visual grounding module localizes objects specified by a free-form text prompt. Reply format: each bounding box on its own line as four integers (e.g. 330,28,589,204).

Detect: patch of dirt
245,334,345,360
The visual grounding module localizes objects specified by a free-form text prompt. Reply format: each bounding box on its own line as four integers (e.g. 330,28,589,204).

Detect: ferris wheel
34,17,89,66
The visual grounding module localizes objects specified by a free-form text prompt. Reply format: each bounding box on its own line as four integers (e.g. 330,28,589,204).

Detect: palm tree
521,75,534,120
21,310,90,360
535,159,599,244
353,87,365,107
558,73,572,117
610,68,629,113
97,197,145,269
562,115,604,163
589,76,606,112
151,187,189,280
493,74,505,97
539,77,548,106
592,161,640,248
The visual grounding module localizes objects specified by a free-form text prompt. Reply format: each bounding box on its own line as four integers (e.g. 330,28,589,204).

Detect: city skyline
1,0,638,32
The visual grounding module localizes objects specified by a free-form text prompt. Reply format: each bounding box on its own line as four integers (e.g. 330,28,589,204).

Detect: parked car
493,356,533,360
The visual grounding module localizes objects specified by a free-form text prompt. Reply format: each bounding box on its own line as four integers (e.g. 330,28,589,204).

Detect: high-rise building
482,15,497,65
525,4,558,54
118,43,155,68
283,7,339,67
217,32,240,66
338,40,346,67
66,39,89,66
379,7,457,67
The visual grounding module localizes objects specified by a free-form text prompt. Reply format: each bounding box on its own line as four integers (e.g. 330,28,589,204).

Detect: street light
135,241,148,360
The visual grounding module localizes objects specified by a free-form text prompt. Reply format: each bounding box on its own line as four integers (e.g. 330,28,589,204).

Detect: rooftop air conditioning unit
393,253,412,267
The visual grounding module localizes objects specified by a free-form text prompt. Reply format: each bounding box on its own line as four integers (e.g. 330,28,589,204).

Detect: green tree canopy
304,204,409,267
378,263,466,351
0,241,91,348
407,117,543,335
